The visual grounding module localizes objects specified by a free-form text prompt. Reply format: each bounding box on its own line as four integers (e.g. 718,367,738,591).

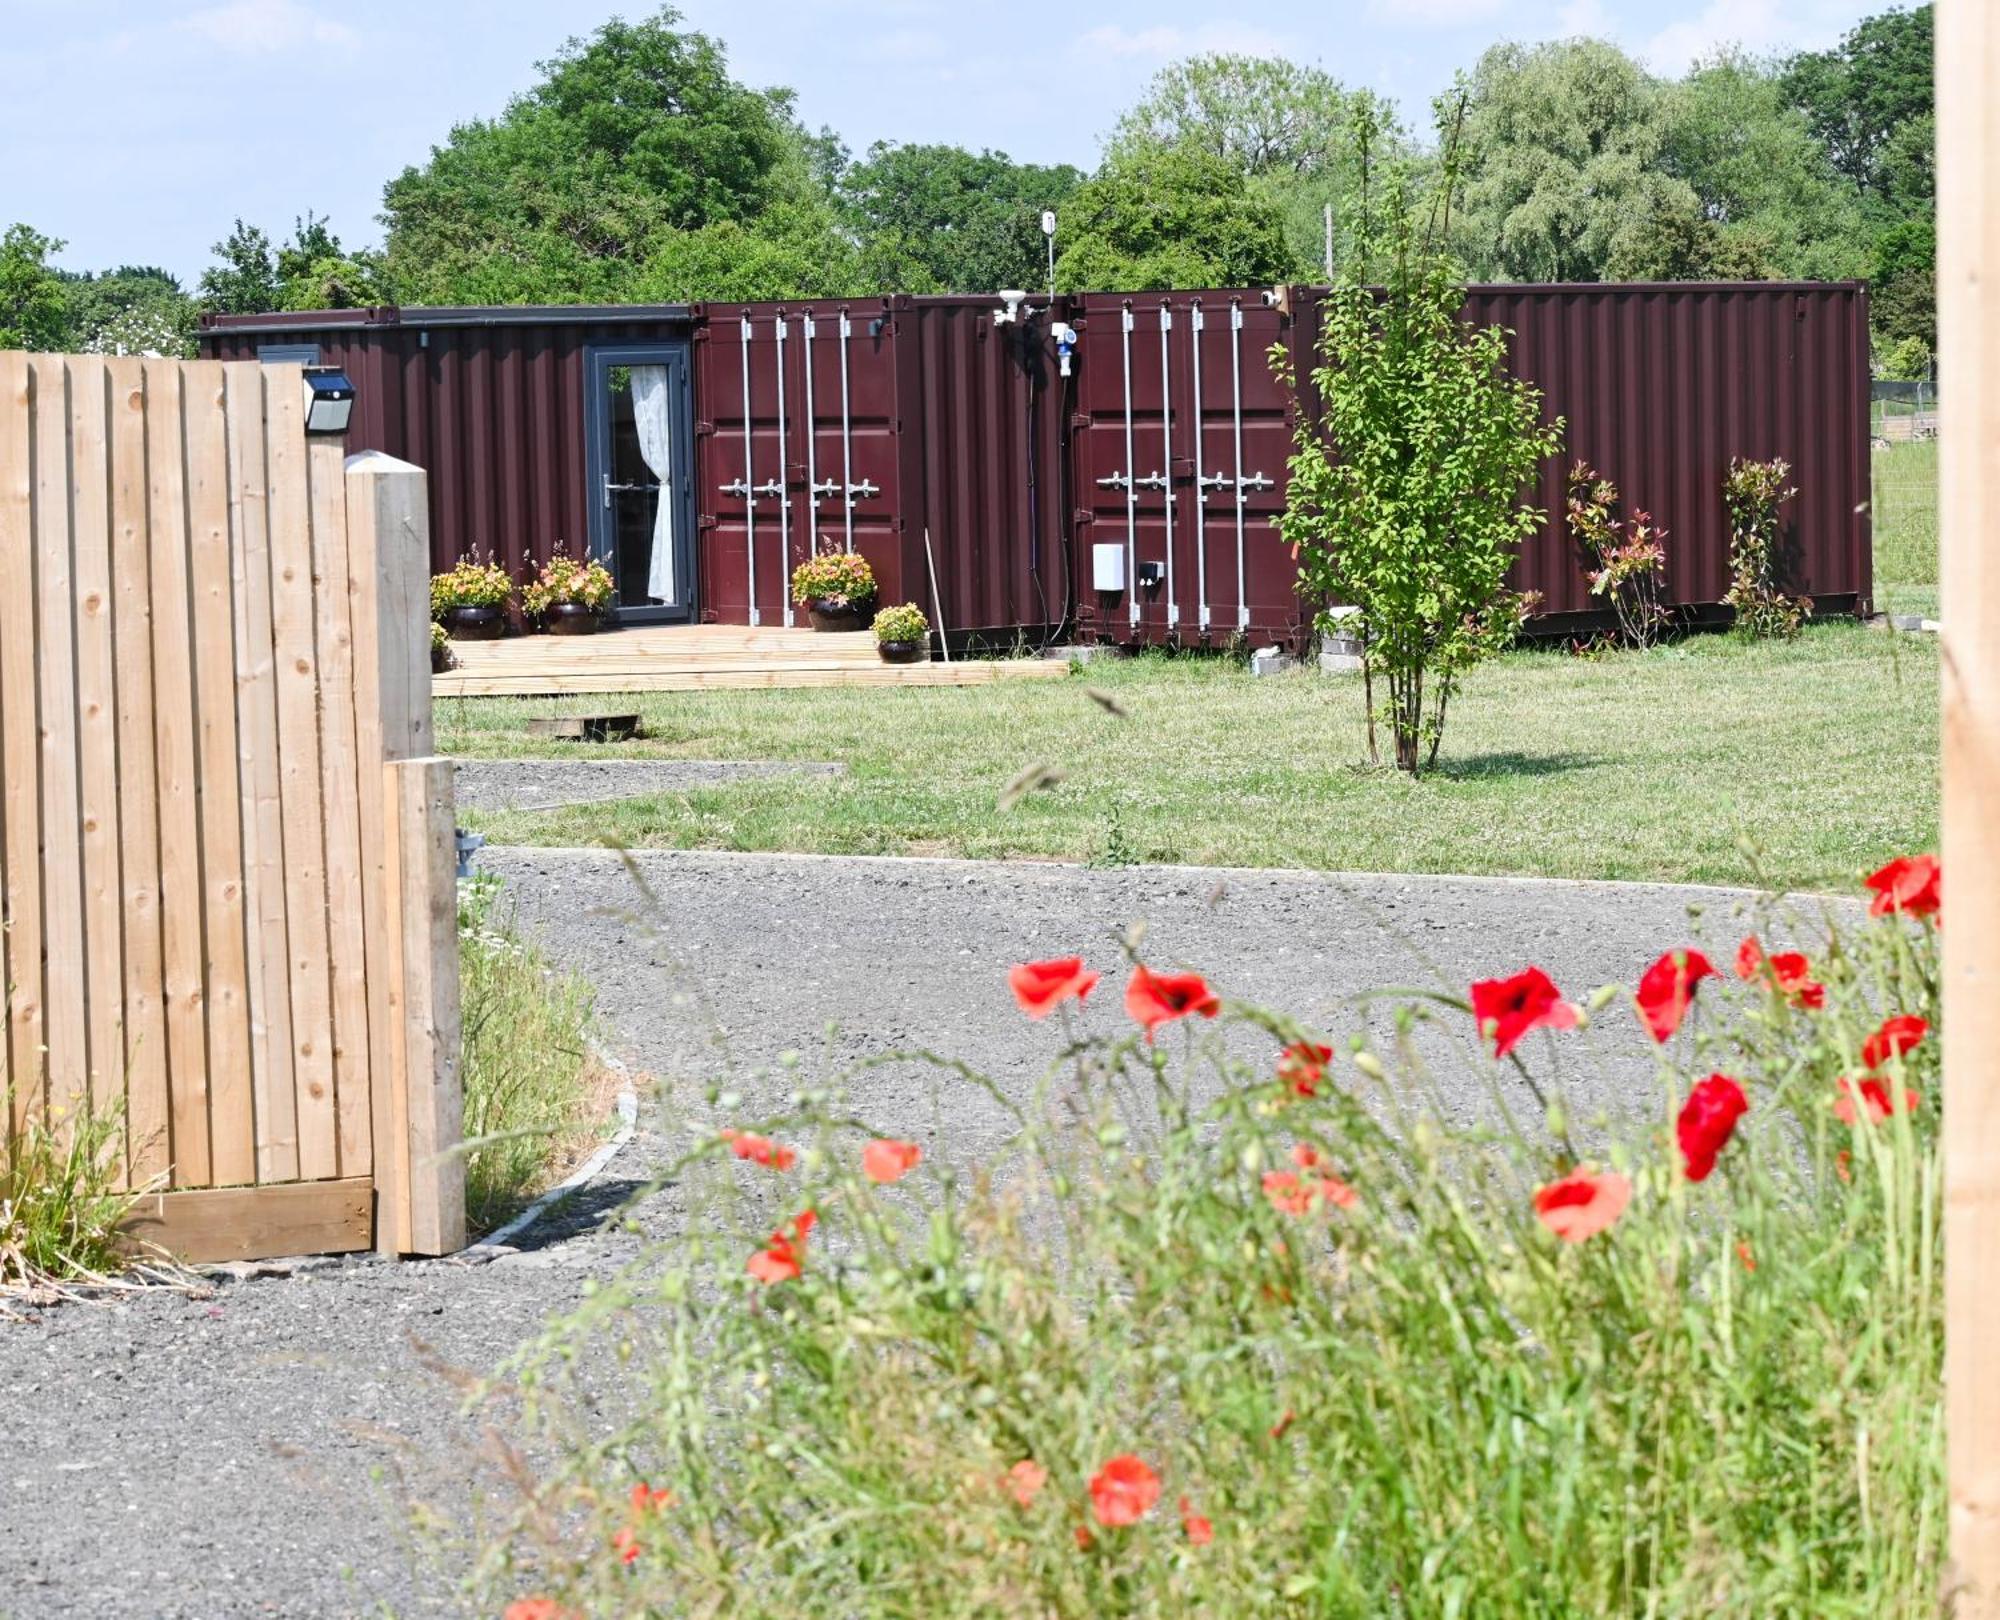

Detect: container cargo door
695,305,903,627
584,343,697,623
1072,292,1297,646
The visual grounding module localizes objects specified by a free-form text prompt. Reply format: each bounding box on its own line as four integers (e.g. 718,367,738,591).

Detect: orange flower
1006,1459,1047,1508
1124,965,1221,1040
504,1601,571,1620
723,1130,797,1171
1089,1454,1162,1527
1736,1239,1757,1274
1276,1041,1333,1098
1268,1408,1296,1442
1179,1495,1214,1546
1263,1151,1358,1216
611,1527,642,1565
1009,956,1101,1018
862,1138,922,1184
747,1209,816,1285
1836,1149,1853,1182
1532,1170,1632,1243
629,1482,674,1514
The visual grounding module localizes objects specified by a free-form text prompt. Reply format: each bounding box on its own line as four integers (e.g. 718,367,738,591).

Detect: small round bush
872,602,929,644
431,553,514,615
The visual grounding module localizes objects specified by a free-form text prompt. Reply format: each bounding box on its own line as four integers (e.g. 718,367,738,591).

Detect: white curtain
631,366,677,605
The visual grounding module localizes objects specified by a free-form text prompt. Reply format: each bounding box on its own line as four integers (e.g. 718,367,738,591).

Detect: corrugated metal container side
1294,281,1873,628
691,295,1068,641
1070,289,1300,646
201,306,693,593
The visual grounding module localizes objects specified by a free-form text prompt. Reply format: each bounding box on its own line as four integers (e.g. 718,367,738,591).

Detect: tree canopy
1054,143,1293,293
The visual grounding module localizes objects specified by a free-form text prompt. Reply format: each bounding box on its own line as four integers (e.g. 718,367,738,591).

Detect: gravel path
0,851,1838,1619
453,758,842,814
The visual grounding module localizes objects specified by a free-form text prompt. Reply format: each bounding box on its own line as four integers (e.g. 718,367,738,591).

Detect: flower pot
807,596,875,633
430,643,453,674
544,601,602,636
440,603,506,641
877,639,928,665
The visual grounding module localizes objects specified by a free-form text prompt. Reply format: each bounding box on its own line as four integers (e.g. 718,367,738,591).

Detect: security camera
995,289,1028,325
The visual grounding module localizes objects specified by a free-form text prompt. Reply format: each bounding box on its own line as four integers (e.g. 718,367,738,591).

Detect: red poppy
1006,1459,1047,1509
1736,1239,1757,1274
1864,854,1941,920
1089,1455,1162,1527
1268,1408,1296,1442
629,1482,674,1514
747,1210,817,1285
1179,1495,1214,1546
1532,1170,1632,1243
1836,1149,1853,1182
1009,956,1101,1018
1734,936,1764,980
1676,1074,1749,1182
1469,967,1579,1059
612,1527,642,1566
723,1131,796,1171
862,1139,922,1184
1125,965,1221,1040
504,1601,571,1620
1834,1075,1919,1126
1262,1162,1358,1217
1635,948,1718,1043
1861,1014,1929,1071
1277,1040,1334,1098
1767,952,1826,1010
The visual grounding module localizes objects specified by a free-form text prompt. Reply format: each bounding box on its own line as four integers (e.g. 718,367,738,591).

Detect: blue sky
1,0,1895,283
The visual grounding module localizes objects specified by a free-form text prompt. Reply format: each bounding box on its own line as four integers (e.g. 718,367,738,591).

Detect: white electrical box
1092,543,1127,592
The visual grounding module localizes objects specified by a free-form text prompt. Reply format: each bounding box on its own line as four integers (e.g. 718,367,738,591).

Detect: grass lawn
443,621,1936,893
1874,438,1938,620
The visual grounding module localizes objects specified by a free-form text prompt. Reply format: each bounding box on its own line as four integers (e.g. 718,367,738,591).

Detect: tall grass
458,875,607,1232
0,1102,141,1287
471,877,1942,1617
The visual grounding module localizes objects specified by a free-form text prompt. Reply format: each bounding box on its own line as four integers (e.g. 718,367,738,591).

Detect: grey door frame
583,342,697,625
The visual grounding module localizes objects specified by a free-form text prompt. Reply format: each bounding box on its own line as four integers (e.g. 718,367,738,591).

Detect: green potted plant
432,553,514,640
522,547,616,635
429,620,455,674
872,601,930,664
791,550,877,633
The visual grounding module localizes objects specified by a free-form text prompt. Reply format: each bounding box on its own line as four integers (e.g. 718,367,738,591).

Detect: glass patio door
584,343,695,623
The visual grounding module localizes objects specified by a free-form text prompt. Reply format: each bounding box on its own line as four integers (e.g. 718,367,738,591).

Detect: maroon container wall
201,309,690,587
691,295,1068,638
1070,291,1299,645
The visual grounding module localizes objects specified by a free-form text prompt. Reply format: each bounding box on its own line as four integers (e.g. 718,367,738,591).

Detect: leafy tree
838,142,1081,294
198,219,280,314
1780,4,1933,197
382,7,797,303
1280,152,1563,774
1054,144,1292,293
0,225,70,350
635,197,867,302
60,264,196,356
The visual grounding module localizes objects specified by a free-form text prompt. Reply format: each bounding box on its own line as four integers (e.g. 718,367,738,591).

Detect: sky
0,0,1898,284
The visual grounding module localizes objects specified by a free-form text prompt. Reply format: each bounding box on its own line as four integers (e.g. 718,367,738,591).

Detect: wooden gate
0,353,462,1261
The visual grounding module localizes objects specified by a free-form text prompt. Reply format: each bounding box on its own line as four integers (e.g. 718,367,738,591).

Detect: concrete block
1249,647,1295,677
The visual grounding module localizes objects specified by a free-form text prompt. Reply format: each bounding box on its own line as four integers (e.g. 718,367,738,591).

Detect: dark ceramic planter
877,639,927,665
807,596,875,633
545,601,603,636
440,603,506,641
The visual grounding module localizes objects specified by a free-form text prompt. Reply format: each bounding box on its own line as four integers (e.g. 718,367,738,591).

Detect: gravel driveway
0,850,1833,1619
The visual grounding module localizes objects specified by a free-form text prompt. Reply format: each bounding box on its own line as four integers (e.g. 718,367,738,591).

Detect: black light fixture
302,367,355,435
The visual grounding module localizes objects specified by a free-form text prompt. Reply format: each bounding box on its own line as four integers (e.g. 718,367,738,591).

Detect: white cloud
1642,0,1789,70
1554,0,1616,37
175,0,355,55
1076,21,1292,61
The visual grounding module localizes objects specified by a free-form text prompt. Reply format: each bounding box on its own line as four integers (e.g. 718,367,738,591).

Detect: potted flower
429,621,455,674
872,601,930,664
791,550,877,633
522,547,615,635
432,553,514,640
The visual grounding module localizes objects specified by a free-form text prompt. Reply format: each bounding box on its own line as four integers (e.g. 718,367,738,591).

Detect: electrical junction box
1092,543,1127,592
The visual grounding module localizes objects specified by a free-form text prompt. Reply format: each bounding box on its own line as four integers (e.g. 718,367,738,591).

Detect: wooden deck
430,624,1072,698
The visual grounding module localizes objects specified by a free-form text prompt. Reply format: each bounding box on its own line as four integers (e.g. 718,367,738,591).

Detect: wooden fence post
345,451,463,1256
1940,0,2000,1608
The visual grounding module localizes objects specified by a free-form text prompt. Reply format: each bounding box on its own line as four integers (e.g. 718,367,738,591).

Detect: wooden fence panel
0,353,461,1261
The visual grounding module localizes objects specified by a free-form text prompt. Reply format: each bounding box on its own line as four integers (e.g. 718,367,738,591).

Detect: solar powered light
302,367,354,435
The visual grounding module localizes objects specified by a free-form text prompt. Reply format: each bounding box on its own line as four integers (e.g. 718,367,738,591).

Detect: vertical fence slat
108,358,169,1184
145,359,212,1187
0,354,42,1137
306,436,372,1178
185,361,256,1188
263,371,339,1182
223,363,300,1185
31,357,87,1127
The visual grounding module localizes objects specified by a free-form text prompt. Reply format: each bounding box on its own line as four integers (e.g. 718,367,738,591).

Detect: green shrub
0,1101,142,1287
790,551,876,607
1724,458,1812,640
872,602,928,644
457,875,605,1232
432,554,515,616
472,859,1943,1618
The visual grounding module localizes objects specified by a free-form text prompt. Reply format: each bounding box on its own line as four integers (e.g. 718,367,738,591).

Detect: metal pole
802,312,819,558
1191,301,1209,633
924,526,952,663
741,314,758,628
1159,303,1176,630
838,310,855,554
1324,202,1335,281
1121,302,1138,630
1230,299,1248,631
774,314,792,626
